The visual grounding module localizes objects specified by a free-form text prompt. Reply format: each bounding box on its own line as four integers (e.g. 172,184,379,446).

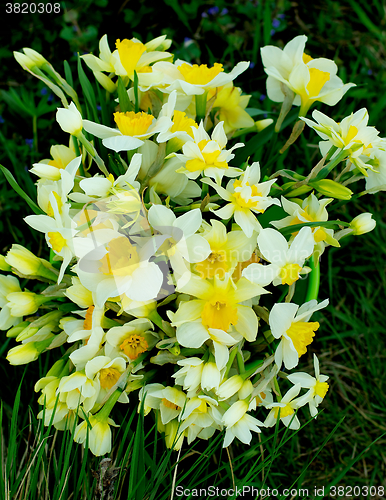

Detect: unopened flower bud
56,102,83,137
350,213,376,235
309,179,353,200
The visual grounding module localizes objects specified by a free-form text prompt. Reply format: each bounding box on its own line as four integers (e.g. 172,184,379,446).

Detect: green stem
32,115,38,152
195,91,208,123
224,347,238,378
313,149,347,182
72,136,85,176
305,258,320,302
236,352,245,374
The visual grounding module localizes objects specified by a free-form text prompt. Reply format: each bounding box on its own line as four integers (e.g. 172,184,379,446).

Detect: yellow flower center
306,68,330,98
116,39,146,77
195,250,229,279
120,334,148,359
47,232,66,253
302,53,313,64
99,237,140,276
315,380,329,398
286,321,319,356
171,110,198,138
114,111,154,136
279,263,302,285
197,400,208,413
344,125,359,145
185,140,228,172
48,158,65,170
232,180,263,210
162,398,180,410
46,192,63,217
83,305,95,330
274,403,294,419
99,367,121,389
178,63,224,85
232,253,260,281
201,298,238,331
290,208,327,242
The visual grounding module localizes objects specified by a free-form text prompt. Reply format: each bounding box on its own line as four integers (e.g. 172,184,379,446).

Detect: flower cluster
1,34,379,456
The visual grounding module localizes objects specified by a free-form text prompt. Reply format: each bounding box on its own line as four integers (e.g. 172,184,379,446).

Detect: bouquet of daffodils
1,34,381,456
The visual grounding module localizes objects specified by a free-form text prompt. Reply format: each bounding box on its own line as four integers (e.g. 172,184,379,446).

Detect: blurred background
1,0,385,495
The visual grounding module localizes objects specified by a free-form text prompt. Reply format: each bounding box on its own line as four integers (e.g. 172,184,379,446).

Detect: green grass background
1,0,386,498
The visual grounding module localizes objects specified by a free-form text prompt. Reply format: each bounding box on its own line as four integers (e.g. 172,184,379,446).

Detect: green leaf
117,76,133,112
279,220,350,236
134,70,139,113
0,164,43,215
129,399,146,500
77,56,98,122
64,60,74,87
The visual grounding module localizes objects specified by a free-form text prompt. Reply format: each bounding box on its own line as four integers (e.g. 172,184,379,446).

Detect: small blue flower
368,69,373,75
25,139,33,149
272,18,280,28
0,115,4,124
201,11,208,17
221,8,229,15
249,62,255,69
259,94,266,101
278,13,285,19
97,105,102,111
270,29,276,36
208,6,219,15
40,87,48,95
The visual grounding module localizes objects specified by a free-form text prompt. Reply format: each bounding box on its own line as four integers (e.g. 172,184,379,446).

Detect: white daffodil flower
82,91,177,153
261,35,355,116
301,108,381,174
105,318,156,361
175,121,243,184
170,274,266,369
36,155,81,215
148,205,211,282
138,59,249,97
269,299,329,370
222,399,264,447
25,197,78,284
74,228,164,308
203,162,280,237
85,355,129,406
172,357,204,394
141,385,186,425
0,275,23,330
68,306,106,370
74,412,118,456
56,102,83,136
178,395,222,445
58,369,100,412
287,354,329,417
81,34,172,87
242,226,314,287
194,219,256,280
271,193,339,258
265,384,302,429
70,153,142,204
365,148,386,193
30,144,77,181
